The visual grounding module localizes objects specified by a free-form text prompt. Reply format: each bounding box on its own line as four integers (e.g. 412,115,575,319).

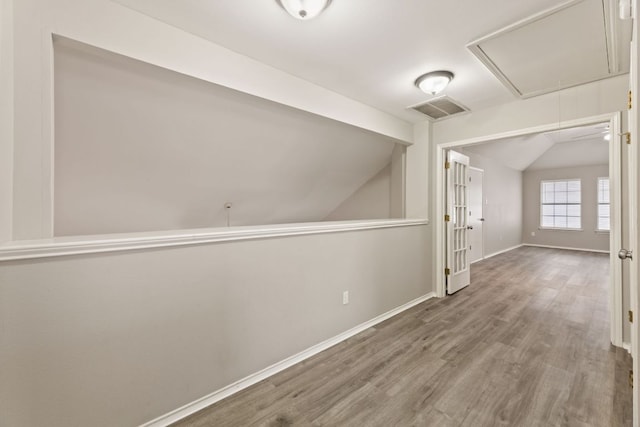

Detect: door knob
467,226,473,230
479,218,485,222
618,249,633,260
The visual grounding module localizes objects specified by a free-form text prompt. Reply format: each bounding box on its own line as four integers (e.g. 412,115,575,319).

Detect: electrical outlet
342,291,349,305
531,231,535,237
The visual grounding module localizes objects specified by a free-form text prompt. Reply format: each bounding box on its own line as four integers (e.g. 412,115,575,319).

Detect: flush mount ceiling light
415,71,455,95
276,0,332,20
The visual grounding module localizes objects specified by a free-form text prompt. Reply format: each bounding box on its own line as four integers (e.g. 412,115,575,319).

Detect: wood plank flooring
172,247,632,426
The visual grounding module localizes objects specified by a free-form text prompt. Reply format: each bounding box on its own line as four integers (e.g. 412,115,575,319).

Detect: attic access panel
467,0,630,98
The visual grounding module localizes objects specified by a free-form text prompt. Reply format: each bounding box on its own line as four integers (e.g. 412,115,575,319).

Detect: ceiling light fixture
276,0,331,20
415,70,455,95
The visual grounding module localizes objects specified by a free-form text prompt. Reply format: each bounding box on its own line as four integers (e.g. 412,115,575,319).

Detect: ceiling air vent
410,96,469,121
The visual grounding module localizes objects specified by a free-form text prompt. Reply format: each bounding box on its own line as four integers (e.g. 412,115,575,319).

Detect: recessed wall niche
53,37,405,237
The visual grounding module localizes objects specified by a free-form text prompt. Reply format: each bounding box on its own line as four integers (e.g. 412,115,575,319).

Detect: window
597,177,610,231
540,179,581,229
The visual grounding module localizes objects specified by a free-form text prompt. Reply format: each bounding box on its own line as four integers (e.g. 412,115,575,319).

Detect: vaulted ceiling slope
113,0,630,122
463,124,610,171
53,38,398,236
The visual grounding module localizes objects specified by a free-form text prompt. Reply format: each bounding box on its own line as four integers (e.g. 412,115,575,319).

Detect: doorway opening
437,112,624,347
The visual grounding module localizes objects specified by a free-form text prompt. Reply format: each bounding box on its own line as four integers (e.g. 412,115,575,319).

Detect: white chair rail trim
0,219,428,262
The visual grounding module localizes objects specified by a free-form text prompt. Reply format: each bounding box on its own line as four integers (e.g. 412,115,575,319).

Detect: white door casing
446,150,471,294
435,113,624,350
469,167,484,264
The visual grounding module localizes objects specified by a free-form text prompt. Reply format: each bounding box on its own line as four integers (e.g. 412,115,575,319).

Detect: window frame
596,176,610,232
539,178,582,231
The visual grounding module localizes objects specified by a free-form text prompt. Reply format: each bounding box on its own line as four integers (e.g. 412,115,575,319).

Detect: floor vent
410,96,469,120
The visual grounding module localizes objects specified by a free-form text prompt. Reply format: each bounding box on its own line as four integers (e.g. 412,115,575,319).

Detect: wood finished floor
172,247,632,427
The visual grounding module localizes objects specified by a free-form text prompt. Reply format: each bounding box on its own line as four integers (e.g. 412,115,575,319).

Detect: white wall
9,0,414,242
0,0,13,242
522,164,609,252
53,39,398,236
390,144,406,218
460,149,523,256
406,121,429,219
0,225,431,427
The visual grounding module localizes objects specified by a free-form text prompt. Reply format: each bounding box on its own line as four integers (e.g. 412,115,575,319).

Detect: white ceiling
111,0,630,123
463,123,610,171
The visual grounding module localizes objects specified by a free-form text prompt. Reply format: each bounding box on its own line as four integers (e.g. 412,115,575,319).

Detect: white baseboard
140,292,437,427
623,342,631,354
482,244,524,260
522,243,609,254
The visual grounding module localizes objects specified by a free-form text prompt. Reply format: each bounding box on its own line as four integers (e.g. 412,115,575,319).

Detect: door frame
434,112,624,347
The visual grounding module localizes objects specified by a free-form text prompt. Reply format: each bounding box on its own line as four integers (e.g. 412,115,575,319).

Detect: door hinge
629,310,633,323
624,132,631,145
444,214,451,222
630,370,634,388
445,161,451,169
445,268,451,276
628,90,633,110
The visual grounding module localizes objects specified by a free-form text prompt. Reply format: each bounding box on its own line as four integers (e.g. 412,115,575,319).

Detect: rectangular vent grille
410,96,469,120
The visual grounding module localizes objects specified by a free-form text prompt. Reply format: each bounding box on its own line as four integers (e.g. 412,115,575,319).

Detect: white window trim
538,227,584,232
596,176,610,232
539,178,582,231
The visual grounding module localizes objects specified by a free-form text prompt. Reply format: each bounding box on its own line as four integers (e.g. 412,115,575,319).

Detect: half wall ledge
0,219,429,262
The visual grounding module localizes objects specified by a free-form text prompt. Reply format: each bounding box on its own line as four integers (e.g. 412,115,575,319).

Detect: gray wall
522,164,609,251
0,0,12,242
0,225,432,427
327,144,406,221
325,163,391,220
54,38,399,236
460,149,523,257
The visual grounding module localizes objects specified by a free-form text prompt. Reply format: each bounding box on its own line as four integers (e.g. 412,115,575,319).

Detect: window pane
555,181,568,192
555,191,567,203
540,179,582,230
598,178,610,203
567,217,581,229
597,178,610,230
567,205,580,216
567,191,581,203
543,191,555,203
542,182,554,192
567,180,581,192
598,204,610,217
